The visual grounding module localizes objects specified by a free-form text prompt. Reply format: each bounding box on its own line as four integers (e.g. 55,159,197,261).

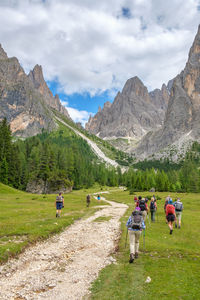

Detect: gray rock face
0,45,71,137
85,76,168,139
28,65,71,118
136,24,200,158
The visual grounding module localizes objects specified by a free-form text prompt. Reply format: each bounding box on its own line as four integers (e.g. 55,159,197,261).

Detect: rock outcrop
136,24,200,159
85,76,169,139
28,65,70,118
0,44,70,137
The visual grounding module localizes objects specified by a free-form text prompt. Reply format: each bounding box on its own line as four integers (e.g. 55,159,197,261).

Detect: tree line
0,118,200,193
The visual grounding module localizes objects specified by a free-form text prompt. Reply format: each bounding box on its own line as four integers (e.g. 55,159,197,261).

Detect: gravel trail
0,195,128,300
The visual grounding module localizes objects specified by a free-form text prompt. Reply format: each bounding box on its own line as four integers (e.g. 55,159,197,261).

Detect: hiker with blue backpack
126,207,145,263
174,198,183,228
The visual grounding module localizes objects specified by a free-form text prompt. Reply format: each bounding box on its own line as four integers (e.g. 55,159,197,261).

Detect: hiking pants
150,210,156,222
141,210,147,222
128,230,141,254
176,211,182,222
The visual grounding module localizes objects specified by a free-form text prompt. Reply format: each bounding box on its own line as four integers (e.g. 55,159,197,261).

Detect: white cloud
0,0,199,96
66,106,93,126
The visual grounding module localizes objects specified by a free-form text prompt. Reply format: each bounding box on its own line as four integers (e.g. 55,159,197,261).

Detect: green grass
0,183,108,263
90,190,200,300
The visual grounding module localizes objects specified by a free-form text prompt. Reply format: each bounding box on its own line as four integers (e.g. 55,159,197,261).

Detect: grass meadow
0,183,107,263
1,183,200,299
90,190,200,300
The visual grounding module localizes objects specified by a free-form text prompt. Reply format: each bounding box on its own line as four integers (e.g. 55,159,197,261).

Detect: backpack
175,202,183,212
139,200,146,211
167,204,174,215
129,211,143,230
150,201,155,210
56,195,63,202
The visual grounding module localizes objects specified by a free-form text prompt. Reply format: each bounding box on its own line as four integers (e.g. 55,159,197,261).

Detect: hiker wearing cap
149,197,157,222
55,192,64,218
138,197,148,222
174,198,183,228
126,207,145,263
166,199,176,234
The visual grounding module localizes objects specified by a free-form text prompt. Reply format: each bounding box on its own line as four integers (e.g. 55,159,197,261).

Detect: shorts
56,202,63,210
176,211,182,221
167,214,175,222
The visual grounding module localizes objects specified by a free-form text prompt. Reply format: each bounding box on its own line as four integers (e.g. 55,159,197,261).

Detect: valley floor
0,196,127,300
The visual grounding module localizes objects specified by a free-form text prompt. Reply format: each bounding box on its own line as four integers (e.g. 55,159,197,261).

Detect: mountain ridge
0,44,71,137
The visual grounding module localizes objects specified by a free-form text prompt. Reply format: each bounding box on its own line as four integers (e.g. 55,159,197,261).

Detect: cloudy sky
0,0,200,125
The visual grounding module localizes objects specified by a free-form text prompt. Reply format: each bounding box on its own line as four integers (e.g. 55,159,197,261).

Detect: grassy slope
90,191,200,300
0,183,107,263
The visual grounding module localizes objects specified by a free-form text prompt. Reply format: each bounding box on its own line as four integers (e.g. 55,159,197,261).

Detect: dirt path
0,196,128,300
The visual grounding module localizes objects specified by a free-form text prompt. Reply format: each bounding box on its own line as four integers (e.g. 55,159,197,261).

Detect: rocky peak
103,101,112,109
28,64,70,118
0,44,8,60
122,76,149,101
28,64,44,89
182,25,200,108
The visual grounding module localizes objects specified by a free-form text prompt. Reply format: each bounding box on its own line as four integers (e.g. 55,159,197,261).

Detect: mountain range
0,24,200,162
86,25,200,160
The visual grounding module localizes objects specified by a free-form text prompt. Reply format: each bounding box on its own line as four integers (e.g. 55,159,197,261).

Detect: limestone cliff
0,44,71,137
28,65,70,118
136,24,200,159
85,76,168,139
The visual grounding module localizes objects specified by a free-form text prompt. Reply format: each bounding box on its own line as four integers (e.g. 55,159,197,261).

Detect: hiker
166,199,176,234
55,192,64,218
86,194,91,207
164,195,170,213
138,197,148,222
174,198,183,228
126,207,145,263
97,195,101,201
149,197,157,222
134,195,138,203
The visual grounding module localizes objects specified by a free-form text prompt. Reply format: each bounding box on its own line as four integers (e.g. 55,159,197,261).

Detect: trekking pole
147,213,150,226
125,228,128,249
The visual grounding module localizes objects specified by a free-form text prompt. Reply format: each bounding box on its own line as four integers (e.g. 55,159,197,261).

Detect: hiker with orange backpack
166,199,176,234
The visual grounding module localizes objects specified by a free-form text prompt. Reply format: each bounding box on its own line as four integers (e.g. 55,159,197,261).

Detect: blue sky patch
121,7,132,19
47,80,116,114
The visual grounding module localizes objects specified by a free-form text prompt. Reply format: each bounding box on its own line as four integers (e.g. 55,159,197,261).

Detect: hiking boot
175,223,177,228
178,225,181,229
135,252,139,259
56,213,58,218
129,253,134,263
170,229,173,235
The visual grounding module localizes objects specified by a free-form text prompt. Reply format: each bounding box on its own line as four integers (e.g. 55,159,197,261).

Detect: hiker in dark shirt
55,192,64,218
86,194,91,207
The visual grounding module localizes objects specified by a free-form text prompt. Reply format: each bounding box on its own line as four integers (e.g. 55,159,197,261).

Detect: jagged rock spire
0,44,8,60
